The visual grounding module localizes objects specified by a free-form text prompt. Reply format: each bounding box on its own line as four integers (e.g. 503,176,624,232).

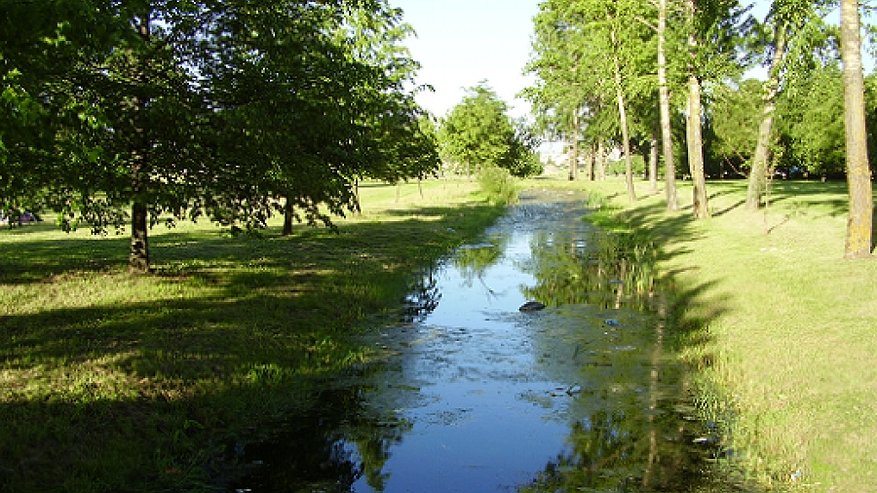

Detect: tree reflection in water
401,263,442,323
522,229,658,311
231,384,412,492
453,238,508,296
520,228,715,492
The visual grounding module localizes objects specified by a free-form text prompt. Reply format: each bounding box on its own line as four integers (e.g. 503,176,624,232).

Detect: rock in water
519,301,546,312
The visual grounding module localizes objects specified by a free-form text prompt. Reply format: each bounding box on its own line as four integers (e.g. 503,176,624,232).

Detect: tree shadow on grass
0,201,502,492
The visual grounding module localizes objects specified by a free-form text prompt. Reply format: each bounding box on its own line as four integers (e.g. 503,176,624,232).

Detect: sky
388,2,864,121
390,0,540,119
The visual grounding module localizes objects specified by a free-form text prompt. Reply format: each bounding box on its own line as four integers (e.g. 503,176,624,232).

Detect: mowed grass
0,179,504,492
554,176,877,492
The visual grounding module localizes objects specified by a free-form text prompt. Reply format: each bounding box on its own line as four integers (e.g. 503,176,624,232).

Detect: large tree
840,0,873,258
204,1,437,236
525,1,589,182
711,79,763,175
438,83,541,178
1,0,437,271
526,0,657,200
681,0,752,219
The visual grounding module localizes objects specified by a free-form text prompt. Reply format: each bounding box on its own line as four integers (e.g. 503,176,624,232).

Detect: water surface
236,191,736,493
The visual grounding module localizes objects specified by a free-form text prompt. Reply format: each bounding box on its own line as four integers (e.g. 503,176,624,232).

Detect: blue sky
390,2,856,120
391,0,540,119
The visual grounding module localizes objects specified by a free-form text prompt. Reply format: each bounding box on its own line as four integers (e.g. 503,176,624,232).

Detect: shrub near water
478,165,519,205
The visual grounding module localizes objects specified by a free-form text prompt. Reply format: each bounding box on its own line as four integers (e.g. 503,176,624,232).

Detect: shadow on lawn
0,202,502,492
586,189,734,366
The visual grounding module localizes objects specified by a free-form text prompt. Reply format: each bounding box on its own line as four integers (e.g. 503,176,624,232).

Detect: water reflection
235,192,742,493
522,229,658,311
401,264,442,323
231,386,410,492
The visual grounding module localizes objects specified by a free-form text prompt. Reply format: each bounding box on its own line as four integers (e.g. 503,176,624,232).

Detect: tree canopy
437,83,541,178
0,0,438,272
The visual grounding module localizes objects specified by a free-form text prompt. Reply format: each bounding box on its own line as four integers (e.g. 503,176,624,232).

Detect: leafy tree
526,0,658,199
204,1,437,236
711,79,763,175
438,83,541,177
524,0,589,182
682,0,752,219
657,0,681,209
776,64,846,176
1,0,437,271
746,0,834,209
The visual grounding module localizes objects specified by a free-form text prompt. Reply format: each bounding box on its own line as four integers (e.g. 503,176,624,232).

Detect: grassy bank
542,176,877,492
0,179,504,492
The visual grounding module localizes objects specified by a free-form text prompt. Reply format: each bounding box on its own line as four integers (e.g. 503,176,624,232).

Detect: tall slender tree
839,0,873,258
746,0,833,209
657,0,680,210
685,0,710,219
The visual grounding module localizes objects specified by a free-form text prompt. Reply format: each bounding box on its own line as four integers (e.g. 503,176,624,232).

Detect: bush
478,166,519,205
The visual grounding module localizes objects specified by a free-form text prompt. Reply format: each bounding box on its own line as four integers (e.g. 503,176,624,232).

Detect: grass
0,179,505,492
542,176,877,492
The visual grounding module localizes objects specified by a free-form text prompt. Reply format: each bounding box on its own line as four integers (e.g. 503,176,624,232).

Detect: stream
232,190,743,493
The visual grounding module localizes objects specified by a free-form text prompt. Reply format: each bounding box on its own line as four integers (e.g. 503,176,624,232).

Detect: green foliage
477,166,519,205
438,83,541,177
0,1,438,270
710,78,763,173
777,63,846,176
605,154,646,177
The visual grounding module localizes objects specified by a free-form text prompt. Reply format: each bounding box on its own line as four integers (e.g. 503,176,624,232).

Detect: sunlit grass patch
571,177,877,492
0,178,504,492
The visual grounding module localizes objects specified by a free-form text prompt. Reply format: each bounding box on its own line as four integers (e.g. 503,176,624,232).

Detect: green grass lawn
4,174,874,492
0,179,504,492
555,176,877,492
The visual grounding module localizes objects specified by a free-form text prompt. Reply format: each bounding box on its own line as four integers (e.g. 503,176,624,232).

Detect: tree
526,0,657,199
204,1,438,236
746,0,833,209
438,83,541,177
657,0,680,209
2,1,438,271
524,1,589,182
711,79,763,175
777,64,846,177
684,0,710,219
840,0,873,258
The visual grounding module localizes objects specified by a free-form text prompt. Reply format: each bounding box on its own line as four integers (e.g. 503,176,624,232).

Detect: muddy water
235,191,737,493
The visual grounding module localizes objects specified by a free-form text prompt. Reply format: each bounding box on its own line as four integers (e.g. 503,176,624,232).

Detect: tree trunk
596,141,607,181
649,132,659,192
568,112,579,181
658,0,679,210
129,201,150,273
687,74,710,219
746,24,787,210
282,197,294,236
611,26,636,202
128,13,152,274
840,0,873,258
686,0,709,219
353,179,361,215
585,144,595,181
